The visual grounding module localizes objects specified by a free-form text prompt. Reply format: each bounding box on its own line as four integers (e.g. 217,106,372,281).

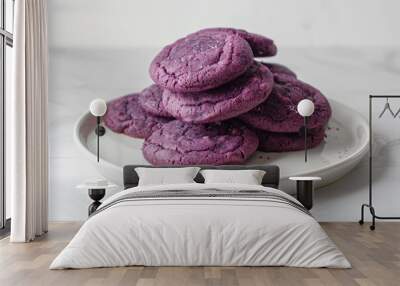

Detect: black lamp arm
95,116,106,162
304,116,308,162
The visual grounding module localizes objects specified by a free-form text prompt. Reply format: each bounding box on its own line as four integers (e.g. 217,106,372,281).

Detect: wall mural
74,28,369,187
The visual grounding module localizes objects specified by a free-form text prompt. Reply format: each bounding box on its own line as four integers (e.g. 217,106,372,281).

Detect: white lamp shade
297,99,315,117
89,98,107,117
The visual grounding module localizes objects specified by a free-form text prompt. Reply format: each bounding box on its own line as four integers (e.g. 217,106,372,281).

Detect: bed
50,165,350,269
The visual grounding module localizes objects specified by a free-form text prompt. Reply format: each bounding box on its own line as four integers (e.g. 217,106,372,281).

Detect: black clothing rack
359,95,400,230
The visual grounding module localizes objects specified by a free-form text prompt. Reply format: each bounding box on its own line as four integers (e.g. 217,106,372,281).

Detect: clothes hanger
378,97,395,118
393,105,400,118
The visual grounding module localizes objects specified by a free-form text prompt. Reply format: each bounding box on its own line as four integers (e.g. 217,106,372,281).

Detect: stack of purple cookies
104,28,331,166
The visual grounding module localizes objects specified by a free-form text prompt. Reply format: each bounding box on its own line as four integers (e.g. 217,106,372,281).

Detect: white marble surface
48,46,400,221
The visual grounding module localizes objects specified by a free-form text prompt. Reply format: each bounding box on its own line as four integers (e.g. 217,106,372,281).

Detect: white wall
47,0,400,221
49,0,400,48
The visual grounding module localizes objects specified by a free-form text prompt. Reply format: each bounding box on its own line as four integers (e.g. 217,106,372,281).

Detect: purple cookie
255,128,325,152
240,76,331,133
149,30,253,93
197,28,277,57
104,93,170,139
138,85,171,118
262,62,297,78
143,120,259,166
162,62,274,124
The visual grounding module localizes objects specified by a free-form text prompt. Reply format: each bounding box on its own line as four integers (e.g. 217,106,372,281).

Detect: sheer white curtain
8,0,49,242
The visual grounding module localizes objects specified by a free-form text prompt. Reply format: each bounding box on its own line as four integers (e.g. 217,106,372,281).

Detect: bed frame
123,165,280,189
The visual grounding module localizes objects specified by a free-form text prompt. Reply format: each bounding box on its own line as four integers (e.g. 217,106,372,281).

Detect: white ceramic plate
74,99,369,191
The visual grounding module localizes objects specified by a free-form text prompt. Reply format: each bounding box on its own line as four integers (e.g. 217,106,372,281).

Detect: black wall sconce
297,99,315,162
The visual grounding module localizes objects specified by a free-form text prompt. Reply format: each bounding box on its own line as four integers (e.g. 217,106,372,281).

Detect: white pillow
135,167,200,186
200,169,266,185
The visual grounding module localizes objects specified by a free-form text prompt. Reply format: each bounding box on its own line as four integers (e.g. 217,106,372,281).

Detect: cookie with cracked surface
240,75,331,133
138,85,171,118
142,120,259,166
197,27,277,57
255,128,326,152
262,62,297,78
162,62,274,124
104,93,171,139
149,30,253,93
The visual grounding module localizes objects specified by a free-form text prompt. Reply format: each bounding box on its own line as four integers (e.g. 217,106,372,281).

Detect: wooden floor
0,222,399,286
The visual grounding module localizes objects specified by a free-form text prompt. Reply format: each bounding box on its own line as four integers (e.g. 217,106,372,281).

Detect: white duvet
50,183,350,269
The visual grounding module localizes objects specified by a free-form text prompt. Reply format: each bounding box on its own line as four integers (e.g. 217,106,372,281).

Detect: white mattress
50,183,350,269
